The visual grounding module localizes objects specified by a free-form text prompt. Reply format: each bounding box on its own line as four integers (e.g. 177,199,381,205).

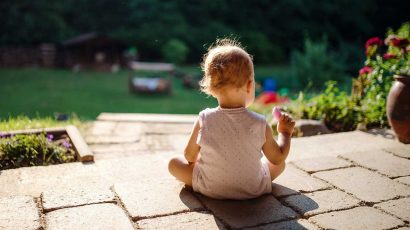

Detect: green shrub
0,133,75,170
290,37,347,90
356,62,392,127
290,77,391,132
161,38,189,64
260,24,408,133
295,81,361,132
354,22,409,127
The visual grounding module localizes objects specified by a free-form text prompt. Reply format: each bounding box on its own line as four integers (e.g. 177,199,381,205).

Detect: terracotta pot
386,75,410,144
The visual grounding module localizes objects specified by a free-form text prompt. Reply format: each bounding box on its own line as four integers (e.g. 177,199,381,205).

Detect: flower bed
0,125,93,170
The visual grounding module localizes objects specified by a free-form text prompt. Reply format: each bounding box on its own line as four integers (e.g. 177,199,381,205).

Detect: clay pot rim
394,75,410,84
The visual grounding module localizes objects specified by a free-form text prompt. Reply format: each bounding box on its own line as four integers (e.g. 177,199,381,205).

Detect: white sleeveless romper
192,107,272,199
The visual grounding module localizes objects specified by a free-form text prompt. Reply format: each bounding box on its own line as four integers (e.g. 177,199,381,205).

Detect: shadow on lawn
178,186,318,229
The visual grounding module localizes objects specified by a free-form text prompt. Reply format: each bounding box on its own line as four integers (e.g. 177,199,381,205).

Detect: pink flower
365,37,383,56
47,134,54,141
62,140,72,149
383,53,397,59
391,38,409,48
365,37,383,49
359,66,373,75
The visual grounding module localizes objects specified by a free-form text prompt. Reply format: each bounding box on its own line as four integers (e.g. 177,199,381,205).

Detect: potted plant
358,22,410,143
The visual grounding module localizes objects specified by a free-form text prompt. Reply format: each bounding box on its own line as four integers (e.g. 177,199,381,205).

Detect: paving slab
143,134,176,151
0,196,40,230
282,189,360,217
245,219,319,230
41,185,115,211
0,169,23,197
86,135,140,144
341,150,410,178
113,122,142,137
46,203,133,230
374,197,410,221
383,146,410,159
91,136,176,157
309,206,403,230
114,179,203,219
395,227,410,230
395,176,410,186
0,162,105,197
142,123,193,135
313,167,410,203
90,144,153,160
166,134,190,153
89,121,117,135
98,112,197,124
91,149,154,160
137,211,226,229
291,156,352,173
197,194,298,229
271,165,330,197
288,131,404,161
90,143,148,155
95,154,172,183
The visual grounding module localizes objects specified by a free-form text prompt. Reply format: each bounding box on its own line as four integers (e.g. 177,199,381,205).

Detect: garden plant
288,22,409,133
0,132,76,170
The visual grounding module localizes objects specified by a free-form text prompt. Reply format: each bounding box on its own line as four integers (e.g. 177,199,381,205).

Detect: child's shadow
179,186,318,229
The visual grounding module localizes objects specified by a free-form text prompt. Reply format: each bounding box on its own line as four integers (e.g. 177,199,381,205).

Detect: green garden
1,1,409,168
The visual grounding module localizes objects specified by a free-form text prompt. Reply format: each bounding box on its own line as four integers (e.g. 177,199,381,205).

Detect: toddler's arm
262,114,295,165
184,119,201,163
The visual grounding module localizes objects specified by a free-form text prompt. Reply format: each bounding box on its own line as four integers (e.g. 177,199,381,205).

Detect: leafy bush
354,22,409,127
0,133,75,170
355,62,392,127
290,37,348,90
294,81,361,132
287,24,410,132
292,78,390,132
161,39,189,64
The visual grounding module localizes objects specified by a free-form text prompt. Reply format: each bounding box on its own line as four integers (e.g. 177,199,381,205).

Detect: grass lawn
0,68,212,120
0,66,292,120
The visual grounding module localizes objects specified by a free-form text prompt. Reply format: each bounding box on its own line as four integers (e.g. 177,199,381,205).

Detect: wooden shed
61,32,127,72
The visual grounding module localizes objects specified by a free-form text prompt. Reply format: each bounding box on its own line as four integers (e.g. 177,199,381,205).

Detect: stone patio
0,113,409,229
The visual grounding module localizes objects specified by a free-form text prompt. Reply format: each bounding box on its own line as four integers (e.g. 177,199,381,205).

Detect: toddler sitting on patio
168,39,295,199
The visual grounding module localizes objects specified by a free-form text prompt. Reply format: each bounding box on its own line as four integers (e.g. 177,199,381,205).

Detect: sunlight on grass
0,68,218,119
0,115,82,131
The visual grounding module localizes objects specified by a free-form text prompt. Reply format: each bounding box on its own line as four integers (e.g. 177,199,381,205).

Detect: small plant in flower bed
0,132,75,170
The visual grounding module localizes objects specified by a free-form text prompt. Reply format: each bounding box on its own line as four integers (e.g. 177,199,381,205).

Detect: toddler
168,39,295,199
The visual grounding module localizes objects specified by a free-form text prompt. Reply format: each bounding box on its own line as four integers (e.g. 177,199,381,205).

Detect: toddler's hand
277,113,295,136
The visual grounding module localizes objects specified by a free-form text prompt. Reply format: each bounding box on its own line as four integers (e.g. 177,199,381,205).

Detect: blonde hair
199,39,254,95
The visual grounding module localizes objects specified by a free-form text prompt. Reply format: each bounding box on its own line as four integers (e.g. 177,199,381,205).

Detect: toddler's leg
266,161,286,181
168,156,195,186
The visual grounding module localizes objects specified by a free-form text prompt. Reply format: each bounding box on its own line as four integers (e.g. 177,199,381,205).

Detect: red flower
383,53,397,59
359,66,373,75
365,37,383,56
365,37,383,49
390,38,409,48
